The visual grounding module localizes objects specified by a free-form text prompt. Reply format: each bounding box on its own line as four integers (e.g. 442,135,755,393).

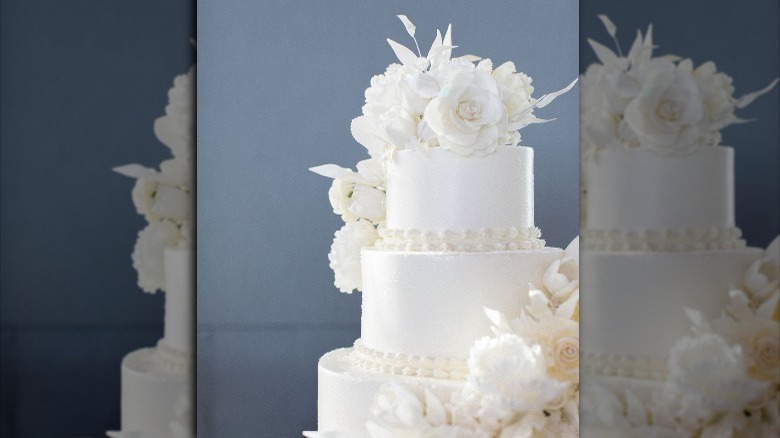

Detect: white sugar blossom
425,60,508,156
132,221,183,293
743,237,780,303
328,220,378,293
542,257,579,305
580,17,777,157
466,334,569,416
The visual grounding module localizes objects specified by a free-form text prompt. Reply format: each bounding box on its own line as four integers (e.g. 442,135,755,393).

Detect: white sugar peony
132,221,183,293
466,334,569,415
665,334,768,415
491,61,536,130
328,220,379,293
154,67,195,160
425,60,508,156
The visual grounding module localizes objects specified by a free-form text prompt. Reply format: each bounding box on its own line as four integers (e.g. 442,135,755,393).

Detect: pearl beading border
581,351,667,381
153,339,194,373
351,339,468,380
582,226,746,252
376,226,545,252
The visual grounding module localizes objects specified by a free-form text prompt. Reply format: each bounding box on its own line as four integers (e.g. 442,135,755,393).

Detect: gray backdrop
196,1,579,436
0,1,193,436
580,0,779,246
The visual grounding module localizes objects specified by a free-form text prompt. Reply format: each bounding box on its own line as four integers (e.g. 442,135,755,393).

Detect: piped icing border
376,226,545,252
581,351,667,381
154,339,194,373
582,227,746,252
351,339,468,380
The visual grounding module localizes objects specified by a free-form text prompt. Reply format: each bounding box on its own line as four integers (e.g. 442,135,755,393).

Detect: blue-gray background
0,1,193,436
196,1,578,436
580,0,779,246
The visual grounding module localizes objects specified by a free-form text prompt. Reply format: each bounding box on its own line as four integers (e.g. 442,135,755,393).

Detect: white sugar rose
623,64,705,155
543,257,579,304
349,185,385,224
467,334,569,414
328,220,378,293
744,256,780,302
132,175,161,222
328,178,358,223
424,60,508,156
748,326,780,383
132,221,183,293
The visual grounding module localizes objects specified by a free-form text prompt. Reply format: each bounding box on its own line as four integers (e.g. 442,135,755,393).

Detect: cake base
111,347,193,437
317,348,462,436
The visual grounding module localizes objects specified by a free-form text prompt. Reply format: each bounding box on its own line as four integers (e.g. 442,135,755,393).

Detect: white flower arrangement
311,15,576,293
580,15,778,158
115,67,195,293
347,237,580,437
582,236,780,437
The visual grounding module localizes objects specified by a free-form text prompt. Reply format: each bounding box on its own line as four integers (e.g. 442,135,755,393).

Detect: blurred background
196,0,578,436
580,0,779,245
0,1,193,436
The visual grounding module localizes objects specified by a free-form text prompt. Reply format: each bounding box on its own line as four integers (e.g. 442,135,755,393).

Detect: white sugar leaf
765,236,780,262
643,24,653,47
556,291,579,320
442,24,452,59
457,54,482,63
598,14,617,38
351,116,385,157
387,38,422,70
409,72,439,98
427,29,442,59
757,291,779,318
397,14,415,38
564,236,579,261
684,307,710,331
113,164,154,179
308,164,353,180
484,307,513,332
424,389,446,426
588,38,620,67
735,77,779,108
625,389,646,425
535,78,578,108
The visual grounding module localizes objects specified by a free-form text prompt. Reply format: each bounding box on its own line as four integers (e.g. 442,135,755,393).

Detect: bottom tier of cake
109,345,193,438
317,347,462,436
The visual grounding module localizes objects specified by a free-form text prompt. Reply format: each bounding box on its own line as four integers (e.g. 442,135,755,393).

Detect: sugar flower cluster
312,15,575,293
115,67,195,293
580,15,777,158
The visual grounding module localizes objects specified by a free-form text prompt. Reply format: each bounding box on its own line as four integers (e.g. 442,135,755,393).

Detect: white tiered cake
579,17,779,436
308,16,579,437
108,66,195,438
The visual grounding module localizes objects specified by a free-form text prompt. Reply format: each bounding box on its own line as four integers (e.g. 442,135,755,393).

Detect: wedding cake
307,16,579,437
579,17,779,436
108,67,196,438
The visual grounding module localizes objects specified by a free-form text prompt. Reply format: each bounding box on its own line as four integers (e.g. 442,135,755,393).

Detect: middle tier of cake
360,246,564,362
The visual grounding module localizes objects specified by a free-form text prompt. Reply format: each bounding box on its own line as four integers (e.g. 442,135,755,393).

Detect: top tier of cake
583,146,745,251
380,146,542,251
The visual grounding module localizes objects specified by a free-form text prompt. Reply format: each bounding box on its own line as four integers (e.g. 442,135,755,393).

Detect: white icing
580,351,667,381
376,226,544,252
119,347,193,437
154,339,195,374
163,247,194,354
582,226,746,252
584,146,735,232
351,339,468,380
580,247,763,362
317,348,462,437
360,246,564,359
385,146,534,233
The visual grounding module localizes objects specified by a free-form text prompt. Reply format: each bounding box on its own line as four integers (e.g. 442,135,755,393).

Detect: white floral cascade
580,15,777,159
311,15,577,293
305,237,581,437
582,237,780,437
114,66,195,293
